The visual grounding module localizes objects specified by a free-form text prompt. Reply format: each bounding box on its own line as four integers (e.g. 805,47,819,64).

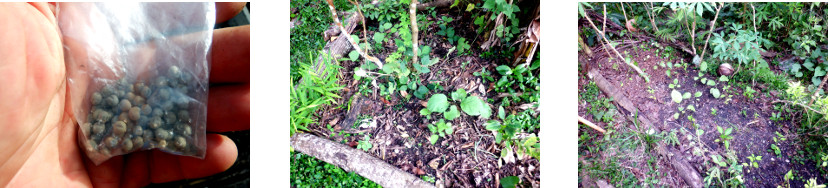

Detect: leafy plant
461,95,492,118
500,176,520,188
427,119,454,145
427,94,449,113
715,125,734,150
744,154,762,169
357,134,373,151
291,52,343,137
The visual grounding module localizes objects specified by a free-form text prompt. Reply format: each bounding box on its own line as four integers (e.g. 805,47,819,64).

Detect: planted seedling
357,134,373,151
715,125,734,150
427,119,454,145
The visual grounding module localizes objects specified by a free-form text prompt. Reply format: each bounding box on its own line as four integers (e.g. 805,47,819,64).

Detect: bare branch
325,0,384,68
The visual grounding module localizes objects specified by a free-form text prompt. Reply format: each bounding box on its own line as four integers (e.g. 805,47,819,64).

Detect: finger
149,134,238,183
207,84,250,132
85,154,124,188
120,151,151,188
216,2,246,24
210,25,250,83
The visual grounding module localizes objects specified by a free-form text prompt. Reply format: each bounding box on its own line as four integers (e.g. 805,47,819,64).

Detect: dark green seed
119,99,132,112
168,66,181,79
122,138,133,151
113,121,127,137
133,137,144,149
174,136,186,149
129,107,141,121
92,122,105,135
106,95,119,107
91,92,103,105
133,126,144,136
155,129,171,140
150,117,163,129
105,136,118,148
141,104,152,115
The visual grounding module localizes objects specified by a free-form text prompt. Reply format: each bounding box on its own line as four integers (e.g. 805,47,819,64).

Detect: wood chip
429,157,440,170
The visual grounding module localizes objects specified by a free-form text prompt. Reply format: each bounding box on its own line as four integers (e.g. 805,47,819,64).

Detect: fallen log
291,133,435,188
583,61,703,187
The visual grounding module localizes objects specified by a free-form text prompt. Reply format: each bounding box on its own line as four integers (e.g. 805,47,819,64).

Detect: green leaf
349,50,359,61
718,75,729,82
420,108,431,116
444,105,460,120
498,106,506,120
451,88,467,101
683,92,691,99
430,134,439,144
381,23,392,31
373,32,386,43
817,66,827,77
486,120,502,131
414,86,429,99
427,94,449,113
671,90,683,103
711,88,721,98
466,3,475,11
496,65,513,75
694,91,702,97
700,61,708,72
687,105,696,112
500,176,520,188
461,96,490,118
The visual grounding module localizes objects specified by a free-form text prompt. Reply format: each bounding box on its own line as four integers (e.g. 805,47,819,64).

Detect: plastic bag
57,2,216,165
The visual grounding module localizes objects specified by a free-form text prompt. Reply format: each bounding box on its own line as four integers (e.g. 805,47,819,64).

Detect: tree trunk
291,133,435,188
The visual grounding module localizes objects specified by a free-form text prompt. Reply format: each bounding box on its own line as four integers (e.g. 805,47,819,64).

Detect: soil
578,37,827,186
305,9,541,188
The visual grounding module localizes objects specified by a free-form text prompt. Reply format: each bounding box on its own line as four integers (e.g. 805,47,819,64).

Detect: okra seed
112,121,127,137
133,137,144,149
92,122,105,135
106,95,119,107
150,117,163,129
168,66,181,79
91,92,102,105
141,104,152,115
129,107,141,121
155,129,171,140
119,99,132,112
132,126,143,136
122,138,133,151
174,136,186,149
104,136,118,148
81,122,92,135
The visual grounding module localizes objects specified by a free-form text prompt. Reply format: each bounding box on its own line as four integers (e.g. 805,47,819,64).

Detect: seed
92,122,105,135
106,95,119,107
101,85,114,96
143,129,154,141
118,77,129,87
118,113,129,122
91,92,103,105
122,138,133,151
175,98,189,109
182,125,192,136
133,137,144,149
161,101,174,111
152,108,163,117
82,122,92,135
140,86,151,97
157,139,168,148
132,125,144,136
116,90,126,98
104,136,118,148
179,72,192,83
158,88,170,100
127,92,136,102
87,140,98,151
168,65,181,79
164,112,177,124
129,107,141,121
155,76,169,87
141,104,152,115
177,110,190,123
119,99,132,112
150,117,163,129
111,116,121,124
94,110,112,122
174,136,186,149
155,129,171,140
134,96,146,106
112,121,127,137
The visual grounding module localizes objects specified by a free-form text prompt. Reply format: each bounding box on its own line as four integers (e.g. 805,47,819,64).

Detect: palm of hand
0,3,248,187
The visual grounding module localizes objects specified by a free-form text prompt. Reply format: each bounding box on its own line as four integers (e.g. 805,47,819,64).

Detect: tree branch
410,0,419,65
325,0,384,68
699,3,723,63
583,9,650,82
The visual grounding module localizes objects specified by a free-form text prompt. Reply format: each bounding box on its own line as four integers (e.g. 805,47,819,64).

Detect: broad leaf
444,105,460,120
427,94,449,113
671,90,683,103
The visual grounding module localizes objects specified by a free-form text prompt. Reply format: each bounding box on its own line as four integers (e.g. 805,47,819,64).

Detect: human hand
0,2,250,187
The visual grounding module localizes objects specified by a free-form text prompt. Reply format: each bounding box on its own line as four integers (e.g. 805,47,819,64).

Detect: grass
290,151,381,188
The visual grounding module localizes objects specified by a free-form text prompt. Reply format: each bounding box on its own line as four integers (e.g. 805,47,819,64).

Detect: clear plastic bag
57,2,216,165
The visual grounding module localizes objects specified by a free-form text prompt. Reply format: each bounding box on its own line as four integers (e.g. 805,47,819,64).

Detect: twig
325,0,384,68
773,100,827,116
750,2,757,86
810,73,828,106
347,0,369,54
647,2,659,32
602,4,607,35
578,116,606,134
410,0,419,65
700,3,723,63
583,9,650,82
620,2,628,22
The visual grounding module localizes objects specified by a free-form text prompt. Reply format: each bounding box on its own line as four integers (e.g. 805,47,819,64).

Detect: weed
357,134,373,151
715,125,734,150
291,52,343,137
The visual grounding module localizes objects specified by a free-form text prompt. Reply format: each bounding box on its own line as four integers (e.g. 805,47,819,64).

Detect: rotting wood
578,116,606,134
583,8,650,82
583,60,703,187
325,0,383,68
291,133,435,188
